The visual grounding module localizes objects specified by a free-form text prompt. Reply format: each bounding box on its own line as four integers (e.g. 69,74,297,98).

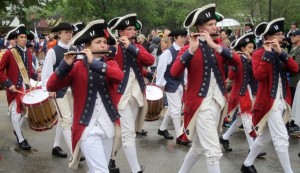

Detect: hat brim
183,3,220,28
254,22,268,37
109,13,137,30
256,18,284,37
70,19,116,46
231,32,256,50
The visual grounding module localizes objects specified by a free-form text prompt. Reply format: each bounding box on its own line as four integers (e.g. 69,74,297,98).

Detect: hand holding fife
270,39,282,54
188,32,200,54
81,49,94,64
263,39,282,54
64,51,76,65
119,36,130,49
263,41,272,52
200,30,220,51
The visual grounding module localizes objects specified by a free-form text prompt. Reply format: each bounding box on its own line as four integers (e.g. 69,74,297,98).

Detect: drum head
146,85,163,101
22,88,49,105
30,79,41,87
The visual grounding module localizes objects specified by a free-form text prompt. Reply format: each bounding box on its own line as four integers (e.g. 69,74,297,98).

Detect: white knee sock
178,149,199,173
277,151,293,173
53,125,63,148
123,146,141,173
62,129,72,154
159,110,171,131
12,113,24,143
222,118,242,140
207,164,221,173
243,142,263,166
172,118,181,138
242,117,254,149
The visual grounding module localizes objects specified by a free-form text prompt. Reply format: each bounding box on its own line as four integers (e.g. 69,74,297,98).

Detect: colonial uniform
171,4,240,173
156,29,187,141
47,19,123,172
0,25,36,150
220,33,258,151
242,18,298,173
108,13,154,173
41,22,75,158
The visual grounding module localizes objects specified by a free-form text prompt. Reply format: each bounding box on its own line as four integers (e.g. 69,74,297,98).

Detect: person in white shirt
41,22,75,158
156,28,188,144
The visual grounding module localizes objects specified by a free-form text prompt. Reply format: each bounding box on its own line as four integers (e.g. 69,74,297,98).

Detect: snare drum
30,79,41,87
145,84,163,121
21,87,57,131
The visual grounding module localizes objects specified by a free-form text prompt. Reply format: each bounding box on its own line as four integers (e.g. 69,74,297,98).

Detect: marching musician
108,13,154,173
241,18,298,173
219,32,265,158
41,22,74,158
156,28,188,144
47,19,123,172
170,4,240,173
0,25,38,150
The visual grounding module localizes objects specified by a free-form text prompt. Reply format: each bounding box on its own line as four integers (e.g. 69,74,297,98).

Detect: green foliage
2,0,300,33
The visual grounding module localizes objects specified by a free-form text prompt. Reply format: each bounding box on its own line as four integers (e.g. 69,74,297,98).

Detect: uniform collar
58,40,70,49
172,42,182,50
17,44,26,52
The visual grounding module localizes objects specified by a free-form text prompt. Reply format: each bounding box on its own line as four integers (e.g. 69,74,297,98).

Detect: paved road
0,91,299,173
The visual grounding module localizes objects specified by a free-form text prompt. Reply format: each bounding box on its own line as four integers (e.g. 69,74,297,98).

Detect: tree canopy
1,0,300,33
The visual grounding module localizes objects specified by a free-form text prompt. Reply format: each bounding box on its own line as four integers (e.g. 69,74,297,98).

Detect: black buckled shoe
137,165,145,173
176,138,191,145
19,140,31,150
241,164,257,173
219,136,232,152
108,159,120,173
136,129,147,136
158,129,173,140
80,156,85,162
257,151,266,158
52,146,67,158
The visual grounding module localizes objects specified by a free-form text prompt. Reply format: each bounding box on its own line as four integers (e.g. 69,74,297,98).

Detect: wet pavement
0,90,299,173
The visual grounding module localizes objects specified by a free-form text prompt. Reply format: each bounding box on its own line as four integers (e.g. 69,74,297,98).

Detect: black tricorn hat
51,22,74,32
69,19,116,46
5,24,34,40
183,3,224,28
254,18,284,37
73,22,86,35
168,28,188,37
108,13,141,30
27,31,35,41
230,32,256,51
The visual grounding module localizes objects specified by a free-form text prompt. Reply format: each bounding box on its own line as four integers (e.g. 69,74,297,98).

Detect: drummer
41,22,74,158
156,28,188,144
0,24,38,150
46,19,123,172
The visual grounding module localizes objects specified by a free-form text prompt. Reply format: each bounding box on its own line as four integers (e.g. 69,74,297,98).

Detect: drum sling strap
11,48,31,87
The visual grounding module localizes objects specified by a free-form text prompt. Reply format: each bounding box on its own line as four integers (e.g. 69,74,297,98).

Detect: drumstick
33,79,40,91
150,69,157,85
15,89,30,96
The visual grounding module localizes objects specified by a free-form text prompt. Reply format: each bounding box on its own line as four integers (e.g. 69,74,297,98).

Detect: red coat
227,57,253,116
0,48,36,110
171,45,240,139
114,43,154,102
46,58,124,152
250,48,299,136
